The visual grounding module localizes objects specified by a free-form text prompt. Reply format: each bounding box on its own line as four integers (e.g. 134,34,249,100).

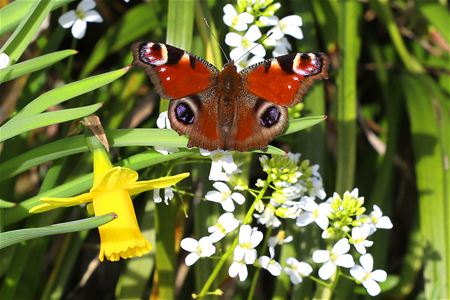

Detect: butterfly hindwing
132,42,219,99
241,52,329,106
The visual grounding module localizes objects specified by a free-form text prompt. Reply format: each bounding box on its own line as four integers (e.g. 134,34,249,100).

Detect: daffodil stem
247,227,272,300
197,180,271,298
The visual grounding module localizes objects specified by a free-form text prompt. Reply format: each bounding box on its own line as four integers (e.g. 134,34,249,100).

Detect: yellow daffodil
30,148,189,262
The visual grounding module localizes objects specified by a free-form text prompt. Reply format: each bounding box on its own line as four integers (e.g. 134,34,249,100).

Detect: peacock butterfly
131,41,329,151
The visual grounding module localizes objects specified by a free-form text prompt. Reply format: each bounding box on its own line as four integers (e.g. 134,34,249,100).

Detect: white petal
239,225,252,243
238,264,248,281
350,188,359,198
153,189,162,203
315,215,329,230
350,265,365,281
0,53,10,69
249,44,265,58
250,230,263,247
283,25,303,39
301,197,317,211
77,0,96,12
372,205,382,217
268,26,283,40
335,254,355,268
286,269,302,284
296,212,314,227
84,10,103,23
259,256,270,267
208,231,225,243
180,238,198,252
185,253,200,266
232,20,249,32
298,262,313,276
267,261,282,276
318,261,336,280
223,4,237,17
58,10,77,28
244,249,257,264
312,250,330,263
71,19,87,39
244,25,262,42
371,270,387,282
228,261,241,277
332,238,350,255
281,15,302,26
220,155,238,174
360,253,374,272
362,278,381,296
377,216,393,229
354,243,367,254
223,15,234,27
231,192,245,205
199,239,216,257
239,12,254,24
225,32,243,47
229,46,246,61
221,199,235,212
259,15,279,26
213,181,230,193
205,190,221,203
208,162,227,181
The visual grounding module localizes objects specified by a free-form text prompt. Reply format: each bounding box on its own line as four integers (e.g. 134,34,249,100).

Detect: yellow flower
30,149,189,261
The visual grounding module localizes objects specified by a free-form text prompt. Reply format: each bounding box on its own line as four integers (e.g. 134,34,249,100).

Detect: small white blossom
312,238,355,280
229,259,248,281
154,111,178,155
225,25,265,61
351,226,373,254
200,149,239,181
254,204,281,228
205,182,245,212
153,187,174,205
284,257,313,284
260,15,303,40
362,205,394,235
296,196,330,230
258,248,282,276
208,212,240,242
223,4,254,31
268,231,293,254
180,237,216,266
350,254,387,296
58,0,103,39
234,225,263,264
0,53,10,69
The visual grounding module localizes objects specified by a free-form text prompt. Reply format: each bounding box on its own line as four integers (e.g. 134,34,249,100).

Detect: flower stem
247,227,272,300
196,180,271,298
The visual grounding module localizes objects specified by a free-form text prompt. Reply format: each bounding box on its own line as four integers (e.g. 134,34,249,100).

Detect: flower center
241,242,253,249
221,191,232,201
76,8,86,20
231,15,240,27
242,37,251,49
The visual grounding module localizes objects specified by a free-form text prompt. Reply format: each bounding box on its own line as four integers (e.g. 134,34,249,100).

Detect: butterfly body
132,41,329,151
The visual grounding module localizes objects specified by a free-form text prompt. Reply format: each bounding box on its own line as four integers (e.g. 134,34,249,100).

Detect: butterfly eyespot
175,103,195,124
260,106,281,127
140,42,168,66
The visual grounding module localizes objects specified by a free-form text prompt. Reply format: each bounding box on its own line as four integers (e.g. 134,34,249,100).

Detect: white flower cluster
223,0,303,70
58,0,103,39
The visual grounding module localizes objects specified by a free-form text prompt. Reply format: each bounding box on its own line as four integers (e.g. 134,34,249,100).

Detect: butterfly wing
241,52,329,106
132,42,223,149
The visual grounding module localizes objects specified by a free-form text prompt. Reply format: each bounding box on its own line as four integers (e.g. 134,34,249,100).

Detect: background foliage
0,0,448,299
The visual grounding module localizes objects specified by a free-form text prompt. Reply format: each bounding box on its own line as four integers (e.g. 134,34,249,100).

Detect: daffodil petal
40,192,94,207
92,167,138,193
29,203,59,213
127,172,189,196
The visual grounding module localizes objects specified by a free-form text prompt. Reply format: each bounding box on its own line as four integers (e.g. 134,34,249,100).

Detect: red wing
132,42,218,99
241,52,329,106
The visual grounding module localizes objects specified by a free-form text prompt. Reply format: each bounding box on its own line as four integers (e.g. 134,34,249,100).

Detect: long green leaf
0,213,115,250
0,0,75,36
0,0,52,64
0,50,77,84
11,67,129,120
0,103,102,142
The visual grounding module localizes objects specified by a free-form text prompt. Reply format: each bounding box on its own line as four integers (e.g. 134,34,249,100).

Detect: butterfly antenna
203,18,230,64
235,31,273,64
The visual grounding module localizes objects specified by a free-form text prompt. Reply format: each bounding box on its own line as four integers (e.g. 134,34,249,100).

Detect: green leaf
0,0,75,36
0,50,77,84
283,116,326,135
0,200,16,208
0,213,115,250
0,103,102,142
419,3,450,44
81,4,160,77
0,0,52,64
11,67,129,120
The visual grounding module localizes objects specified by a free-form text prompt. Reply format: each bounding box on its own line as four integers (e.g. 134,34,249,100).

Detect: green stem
247,227,272,300
197,180,271,298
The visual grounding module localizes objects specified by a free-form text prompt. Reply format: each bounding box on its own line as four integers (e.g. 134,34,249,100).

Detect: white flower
153,187,174,205
0,53,10,69
234,225,263,264
58,0,103,39
208,212,240,242
223,4,254,31
350,254,387,296
253,204,281,228
154,111,179,155
260,15,303,40
351,226,373,254
200,149,239,181
205,182,245,212
229,259,248,281
296,196,330,230
225,25,266,61
180,237,216,266
284,257,313,284
258,248,282,276
309,165,327,200
236,53,264,71
312,238,355,280
268,231,293,254
362,205,394,235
